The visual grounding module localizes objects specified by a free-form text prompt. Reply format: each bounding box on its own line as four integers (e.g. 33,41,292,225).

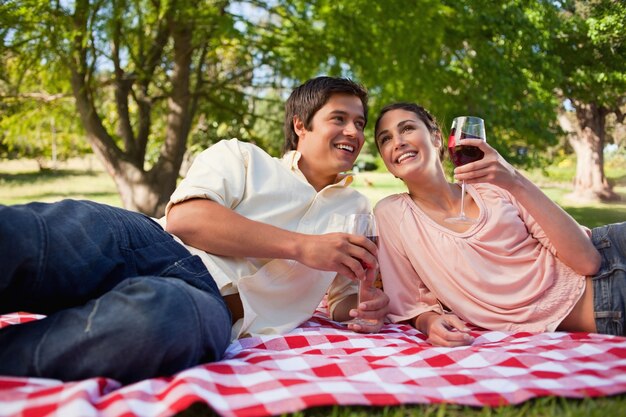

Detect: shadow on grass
0,169,100,185
609,172,626,184
24,191,119,200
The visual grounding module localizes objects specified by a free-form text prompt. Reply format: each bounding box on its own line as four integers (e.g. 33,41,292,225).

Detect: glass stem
460,181,467,217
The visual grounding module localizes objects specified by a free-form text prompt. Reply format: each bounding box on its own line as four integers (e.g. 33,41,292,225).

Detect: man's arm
166,198,378,281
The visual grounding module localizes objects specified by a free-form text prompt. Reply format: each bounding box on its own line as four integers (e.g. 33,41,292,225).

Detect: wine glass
445,116,486,224
344,213,378,326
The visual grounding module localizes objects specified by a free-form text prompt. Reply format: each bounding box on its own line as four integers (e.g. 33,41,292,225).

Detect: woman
373,102,625,347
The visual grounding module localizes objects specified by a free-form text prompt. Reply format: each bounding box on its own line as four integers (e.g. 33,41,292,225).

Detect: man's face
295,93,366,188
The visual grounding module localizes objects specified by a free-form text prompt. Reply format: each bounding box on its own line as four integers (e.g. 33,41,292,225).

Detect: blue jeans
0,200,231,384
592,222,626,336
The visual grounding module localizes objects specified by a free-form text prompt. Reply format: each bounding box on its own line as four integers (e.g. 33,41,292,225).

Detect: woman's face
375,109,441,181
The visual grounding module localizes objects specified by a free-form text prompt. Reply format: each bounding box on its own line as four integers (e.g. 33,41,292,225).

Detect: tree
1,4,88,166
2,0,260,216
269,0,562,159
551,0,626,201
270,0,625,195
0,56,88,167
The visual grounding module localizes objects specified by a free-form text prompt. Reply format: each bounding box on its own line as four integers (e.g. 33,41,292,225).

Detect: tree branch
0,92,72,102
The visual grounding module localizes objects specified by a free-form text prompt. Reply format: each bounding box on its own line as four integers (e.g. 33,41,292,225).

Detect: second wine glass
445,116,486,224
344,213,378,326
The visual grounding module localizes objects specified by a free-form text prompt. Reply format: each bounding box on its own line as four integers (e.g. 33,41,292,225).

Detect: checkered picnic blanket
2,311,626,417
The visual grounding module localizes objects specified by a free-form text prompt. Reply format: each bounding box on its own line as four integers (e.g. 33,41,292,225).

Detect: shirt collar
282,150,354,188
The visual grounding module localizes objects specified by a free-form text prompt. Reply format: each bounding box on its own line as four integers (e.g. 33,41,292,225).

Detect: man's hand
167,199,378,281
296,232,378,282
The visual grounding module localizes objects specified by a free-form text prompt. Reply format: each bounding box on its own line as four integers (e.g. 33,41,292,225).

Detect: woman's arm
456,139,601,276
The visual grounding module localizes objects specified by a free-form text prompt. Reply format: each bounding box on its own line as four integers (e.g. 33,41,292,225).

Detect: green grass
1,158,626,417
351,170,626,228
176,395,626,417
1,158,624,228
0,158,122,207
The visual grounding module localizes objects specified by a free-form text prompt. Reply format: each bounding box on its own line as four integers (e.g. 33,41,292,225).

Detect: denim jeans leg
0,276,231,384
0,200,141,313
0,199,212,313
0,200,232,382
591,222,626,336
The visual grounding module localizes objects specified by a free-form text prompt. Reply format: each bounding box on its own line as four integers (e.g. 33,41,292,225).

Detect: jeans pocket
592,224,612,250
595,311,623,336
160,255,220,295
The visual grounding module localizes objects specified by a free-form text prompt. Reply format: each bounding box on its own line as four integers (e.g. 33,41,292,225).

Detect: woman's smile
396,151,418,164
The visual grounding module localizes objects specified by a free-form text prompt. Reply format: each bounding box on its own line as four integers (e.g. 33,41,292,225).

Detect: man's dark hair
283,76,368,153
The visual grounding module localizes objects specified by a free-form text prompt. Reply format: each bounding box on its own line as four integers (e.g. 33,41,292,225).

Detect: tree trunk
68,53,179,217
143,18,196,217
557,102,620,202
113,167,175,217
67,1,191,217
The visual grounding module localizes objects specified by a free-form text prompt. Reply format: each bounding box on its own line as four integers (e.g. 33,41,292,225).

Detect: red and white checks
2,311,626,417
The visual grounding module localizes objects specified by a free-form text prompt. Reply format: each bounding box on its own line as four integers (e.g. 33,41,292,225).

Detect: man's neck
304,171,338,192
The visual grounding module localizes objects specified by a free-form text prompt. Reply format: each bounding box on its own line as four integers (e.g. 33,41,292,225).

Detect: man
0,76,389,384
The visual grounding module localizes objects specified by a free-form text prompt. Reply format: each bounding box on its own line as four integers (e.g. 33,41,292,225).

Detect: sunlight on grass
352,170,625,228
351,171,405,204
0,158,121,207
1,158,624,228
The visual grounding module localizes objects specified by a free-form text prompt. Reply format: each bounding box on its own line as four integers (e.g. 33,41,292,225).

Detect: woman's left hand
348,285,390,333
454,138,602,277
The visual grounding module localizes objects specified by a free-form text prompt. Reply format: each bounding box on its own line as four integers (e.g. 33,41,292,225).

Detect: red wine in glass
445,117,486,224
366,235,383,289
356,236,378,268
448,129,485,167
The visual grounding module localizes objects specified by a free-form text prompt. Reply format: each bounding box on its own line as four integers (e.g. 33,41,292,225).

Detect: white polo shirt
160,139,370,340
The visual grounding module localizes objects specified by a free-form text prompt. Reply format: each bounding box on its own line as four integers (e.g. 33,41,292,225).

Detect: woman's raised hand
452,138,521,191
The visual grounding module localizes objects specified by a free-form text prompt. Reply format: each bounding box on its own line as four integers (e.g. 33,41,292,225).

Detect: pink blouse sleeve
375,197,443,324
487,185,559,255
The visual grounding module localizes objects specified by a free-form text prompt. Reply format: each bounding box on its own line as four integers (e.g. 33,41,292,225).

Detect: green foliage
551,0,626,108
1,0,625,190
0,102,89,164
0,2,89,164
0,0,281,167
263,0,625,170
0,113,88,167
0,0,325,167
265,0,564,160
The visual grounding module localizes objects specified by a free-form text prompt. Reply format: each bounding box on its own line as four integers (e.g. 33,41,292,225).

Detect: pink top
374,183,586,333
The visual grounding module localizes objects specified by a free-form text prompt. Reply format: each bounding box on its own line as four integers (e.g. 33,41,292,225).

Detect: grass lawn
351,171,626,229
0,157,122,207
1,158,625,228
1,157,626,417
